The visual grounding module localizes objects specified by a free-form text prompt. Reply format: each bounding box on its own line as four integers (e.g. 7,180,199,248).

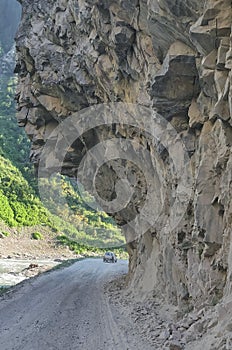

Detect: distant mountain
0,0,21,54
0,1,21,75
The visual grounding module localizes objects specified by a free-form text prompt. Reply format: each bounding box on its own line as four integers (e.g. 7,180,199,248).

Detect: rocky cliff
15,0,232,346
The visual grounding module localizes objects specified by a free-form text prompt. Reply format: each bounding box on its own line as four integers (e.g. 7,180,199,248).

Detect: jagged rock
15,1,232,345
151,41,199,118
169,341,183,350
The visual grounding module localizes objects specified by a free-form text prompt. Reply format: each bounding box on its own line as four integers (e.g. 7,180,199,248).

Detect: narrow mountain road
0,259,152,350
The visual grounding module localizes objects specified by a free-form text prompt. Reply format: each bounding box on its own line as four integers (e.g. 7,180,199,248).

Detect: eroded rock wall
15,0,232,313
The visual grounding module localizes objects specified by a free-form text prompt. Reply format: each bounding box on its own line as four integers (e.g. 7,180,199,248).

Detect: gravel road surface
0,258,152,350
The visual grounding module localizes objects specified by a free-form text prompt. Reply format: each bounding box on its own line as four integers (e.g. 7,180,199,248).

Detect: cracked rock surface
15,1,232,348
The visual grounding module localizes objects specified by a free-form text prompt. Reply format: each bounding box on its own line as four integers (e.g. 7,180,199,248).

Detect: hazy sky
0,0,21,53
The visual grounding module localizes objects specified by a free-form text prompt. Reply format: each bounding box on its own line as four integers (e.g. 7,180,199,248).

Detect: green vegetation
57,234,128,259
0,76,35,187
31,232,44,240
0,155,51,227
0,145,126,247
1,231,9,237
39,175,125,247
0,74,126,251
0,5,128,257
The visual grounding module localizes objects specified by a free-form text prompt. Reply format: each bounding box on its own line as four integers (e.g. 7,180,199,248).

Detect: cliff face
16,0,232,322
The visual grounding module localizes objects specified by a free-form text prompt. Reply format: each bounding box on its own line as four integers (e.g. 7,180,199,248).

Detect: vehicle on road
103,252,117,263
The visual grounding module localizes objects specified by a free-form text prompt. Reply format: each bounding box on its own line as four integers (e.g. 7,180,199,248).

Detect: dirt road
0,258,152,350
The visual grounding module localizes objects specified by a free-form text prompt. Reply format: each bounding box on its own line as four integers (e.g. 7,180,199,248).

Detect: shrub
2,231,9,237
31,232,43,240
0,190,15,226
